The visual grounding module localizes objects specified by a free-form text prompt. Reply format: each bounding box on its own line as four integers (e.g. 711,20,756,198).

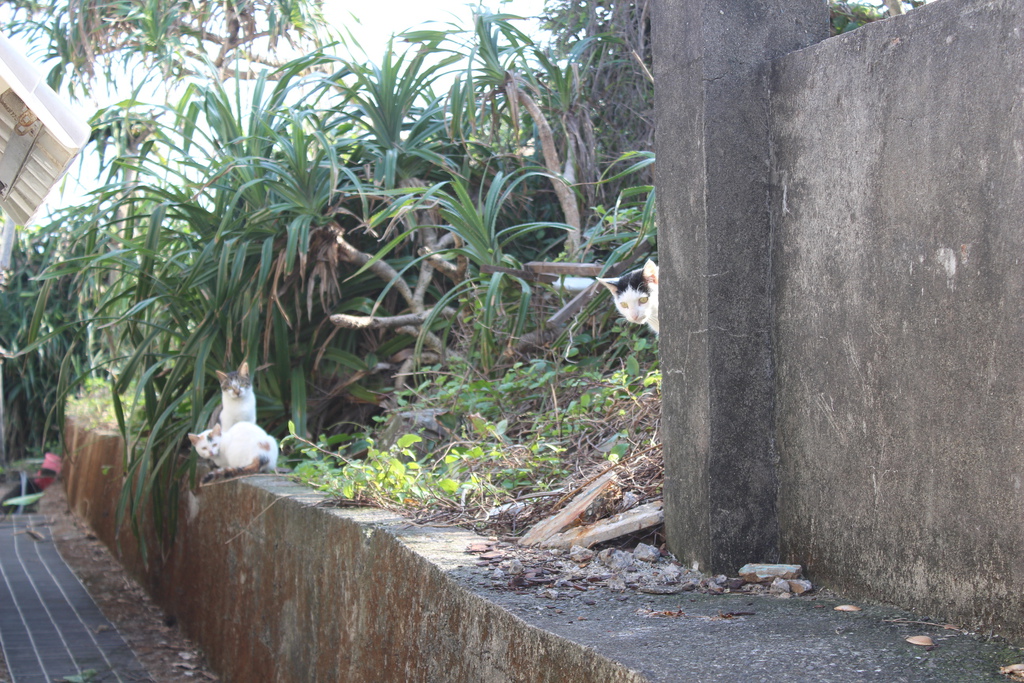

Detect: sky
323,0,548,57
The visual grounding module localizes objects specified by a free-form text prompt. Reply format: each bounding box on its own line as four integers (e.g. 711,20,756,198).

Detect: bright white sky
323,0,548,58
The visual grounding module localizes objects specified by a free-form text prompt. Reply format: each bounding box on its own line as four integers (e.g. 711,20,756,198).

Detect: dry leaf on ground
906,635,935,647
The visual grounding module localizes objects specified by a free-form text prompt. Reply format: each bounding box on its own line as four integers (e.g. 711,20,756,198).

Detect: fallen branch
514,83,582,255
330,308,455,330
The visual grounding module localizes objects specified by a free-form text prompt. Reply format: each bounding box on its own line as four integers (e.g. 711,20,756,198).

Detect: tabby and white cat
188,421,279,484
214,361,256,431
597,259,659,335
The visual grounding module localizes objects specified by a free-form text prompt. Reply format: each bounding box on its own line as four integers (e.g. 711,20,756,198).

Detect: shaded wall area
770,0,1024,638
62,420,646,683
655,0,1024,642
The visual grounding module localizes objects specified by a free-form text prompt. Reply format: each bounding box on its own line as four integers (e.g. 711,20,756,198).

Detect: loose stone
738,563,803,583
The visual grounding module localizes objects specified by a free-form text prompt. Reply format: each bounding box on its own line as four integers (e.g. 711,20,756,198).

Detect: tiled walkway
0,514,150,683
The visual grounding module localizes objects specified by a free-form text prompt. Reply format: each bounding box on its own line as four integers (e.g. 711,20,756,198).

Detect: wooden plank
539,501,665,550
479,264,557,283
524,262,603,276
518,471,617,547
547,282,600,328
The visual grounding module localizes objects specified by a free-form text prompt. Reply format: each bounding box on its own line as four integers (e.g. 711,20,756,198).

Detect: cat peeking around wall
596,259,659,335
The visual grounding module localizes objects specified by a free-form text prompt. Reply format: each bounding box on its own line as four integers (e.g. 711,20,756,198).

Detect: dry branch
333,226,416,309
330,309,455,330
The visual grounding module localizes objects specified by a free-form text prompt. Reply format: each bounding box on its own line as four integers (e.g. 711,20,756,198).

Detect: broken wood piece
329,308,455,329
538,501,664,550
480,264,557,284
524,262,604,276
518,471,617,547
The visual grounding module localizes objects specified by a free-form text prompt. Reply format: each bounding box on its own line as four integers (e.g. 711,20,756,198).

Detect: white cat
215,361,256,431
597,259,659,335
188,421,278,484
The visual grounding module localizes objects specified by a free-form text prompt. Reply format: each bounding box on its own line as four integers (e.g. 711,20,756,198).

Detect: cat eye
620,302,628,309
639,297,649,304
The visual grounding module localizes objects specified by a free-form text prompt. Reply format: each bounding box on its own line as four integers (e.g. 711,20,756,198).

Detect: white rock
738,563,803,582
598,548,635,572
633,543,660,563
569,545,595,563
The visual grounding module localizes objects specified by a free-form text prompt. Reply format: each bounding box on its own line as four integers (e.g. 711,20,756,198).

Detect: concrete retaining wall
62,420,646,683
655,0,1024,642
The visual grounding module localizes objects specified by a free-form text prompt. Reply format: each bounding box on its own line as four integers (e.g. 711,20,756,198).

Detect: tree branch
515,82,582,255
333,225,416,309
330,308,455,330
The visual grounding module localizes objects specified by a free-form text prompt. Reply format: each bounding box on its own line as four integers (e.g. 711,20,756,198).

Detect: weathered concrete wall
62,420,647,683
653,0,829,572
770,0,1024,640
655,0,1024,643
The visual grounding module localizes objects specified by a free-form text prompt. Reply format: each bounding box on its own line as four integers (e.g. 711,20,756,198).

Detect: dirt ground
0,483,219,683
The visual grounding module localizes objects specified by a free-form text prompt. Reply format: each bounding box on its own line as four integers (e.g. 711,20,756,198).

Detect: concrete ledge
62,420,1024,681
62,419,646,682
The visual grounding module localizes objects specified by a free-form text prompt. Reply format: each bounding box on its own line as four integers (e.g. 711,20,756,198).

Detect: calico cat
188,422,279,484
597,259,659,334
188,426,228,468
214,361,256,431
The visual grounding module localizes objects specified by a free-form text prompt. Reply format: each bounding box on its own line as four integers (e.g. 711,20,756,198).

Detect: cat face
215,361,251,399
188,424,222,461
597,260,659,327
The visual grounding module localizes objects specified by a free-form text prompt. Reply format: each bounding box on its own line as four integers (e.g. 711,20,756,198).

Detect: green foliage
829,1,928,35
830,1,886,34
2,492,45,508
65,378,140,432
10,5,661,548
2,0,330,97
0,231,89,463
288,357,660,514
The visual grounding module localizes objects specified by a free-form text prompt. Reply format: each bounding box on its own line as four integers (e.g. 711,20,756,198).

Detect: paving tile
0,514,151,682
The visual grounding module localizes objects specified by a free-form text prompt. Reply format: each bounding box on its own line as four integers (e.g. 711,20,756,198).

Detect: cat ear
215,370,228,382
238,361,249,376
188,433,201,445
212,424,222,437
643,259,659,285
595,277,619,295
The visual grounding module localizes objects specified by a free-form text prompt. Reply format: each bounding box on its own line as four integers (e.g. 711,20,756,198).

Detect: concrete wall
62,420,646,683
770,0,1024,638
655,0,1024,641
653,0,829,571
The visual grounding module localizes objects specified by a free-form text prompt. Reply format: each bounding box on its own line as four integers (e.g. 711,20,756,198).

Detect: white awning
0,30,90,228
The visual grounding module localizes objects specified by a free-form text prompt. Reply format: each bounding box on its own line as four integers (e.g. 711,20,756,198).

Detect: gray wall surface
771,0,1024,638
656,0,1024,641
653,0,829,571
